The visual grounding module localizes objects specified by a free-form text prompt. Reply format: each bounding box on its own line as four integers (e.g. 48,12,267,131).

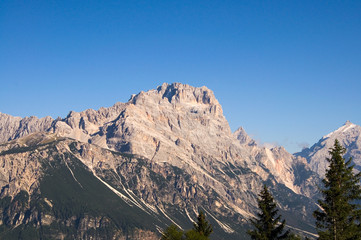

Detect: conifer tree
184,210,213,240
313,139,361,240
247,185,290,240
162,210,213,240
184,230,209,240
192,210,213,237
161,224,183,240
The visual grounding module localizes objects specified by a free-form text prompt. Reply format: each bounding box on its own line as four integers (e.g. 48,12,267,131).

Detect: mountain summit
0,83,325,239
295,121,361,176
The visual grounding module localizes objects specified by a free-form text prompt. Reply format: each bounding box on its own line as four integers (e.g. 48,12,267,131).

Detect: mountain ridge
295,120,361,176
1,82,358,239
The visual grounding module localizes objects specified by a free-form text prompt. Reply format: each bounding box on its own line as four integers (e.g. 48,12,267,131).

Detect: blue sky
1,1,360,153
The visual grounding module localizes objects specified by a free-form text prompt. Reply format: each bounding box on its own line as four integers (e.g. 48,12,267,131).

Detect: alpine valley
0,83,359,239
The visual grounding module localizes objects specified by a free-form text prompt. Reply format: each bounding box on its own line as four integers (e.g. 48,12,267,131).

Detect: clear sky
1,1,360,153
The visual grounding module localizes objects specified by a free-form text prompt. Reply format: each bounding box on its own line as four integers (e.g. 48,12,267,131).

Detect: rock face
234,128,319,198
53,83,316,198
233,127,256,146
0,134,178,239
295,121,361,176
0,83,316,198
0,83,322,238
0,132,56,197
0,113,53,143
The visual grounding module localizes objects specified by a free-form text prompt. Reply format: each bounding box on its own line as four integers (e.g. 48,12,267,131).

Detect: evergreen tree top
248,185,290,240
314,139,361,240
193,210,213,237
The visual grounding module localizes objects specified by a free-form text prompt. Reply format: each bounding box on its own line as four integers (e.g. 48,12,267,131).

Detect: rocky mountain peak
345,120,353,125
0,83,323,238
157,82,218,105
296,121,361,176
233,127,257,147
0,113,53,144
322,120,358,140
105,82,234,163
129,83,222,114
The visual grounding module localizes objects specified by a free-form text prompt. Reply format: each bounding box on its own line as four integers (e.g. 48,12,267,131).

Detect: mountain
0,113,53,143
234,129,319,198
0,133,162,239
233,127,256,147
0,83,321,239
295,121,361,176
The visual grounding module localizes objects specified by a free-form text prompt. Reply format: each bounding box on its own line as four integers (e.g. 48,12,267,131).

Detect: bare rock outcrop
296,121,361,176
0,113,53,143
0,83,319,206
234,127,256,146
0,83,328,238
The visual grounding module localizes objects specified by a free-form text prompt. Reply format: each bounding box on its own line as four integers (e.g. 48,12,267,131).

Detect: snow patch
286,225,318,238
92,172,143,209
44,198,53,208
72,152,160,217
192,206,199,216
203,209,234,233
156,225,164,235
111,171,155,214
342,123,356,133
232,203,254,218
63,158,83,188
137,194,159,214
158,206,183,230
84,161,148,212
185,208,196,224
323,123,356,139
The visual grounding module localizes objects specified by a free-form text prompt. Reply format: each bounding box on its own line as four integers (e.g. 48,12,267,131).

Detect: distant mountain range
0,83,359,239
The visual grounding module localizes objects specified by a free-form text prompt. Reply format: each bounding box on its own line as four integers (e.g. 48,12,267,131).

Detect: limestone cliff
0,83,320,238
0,113,53,143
